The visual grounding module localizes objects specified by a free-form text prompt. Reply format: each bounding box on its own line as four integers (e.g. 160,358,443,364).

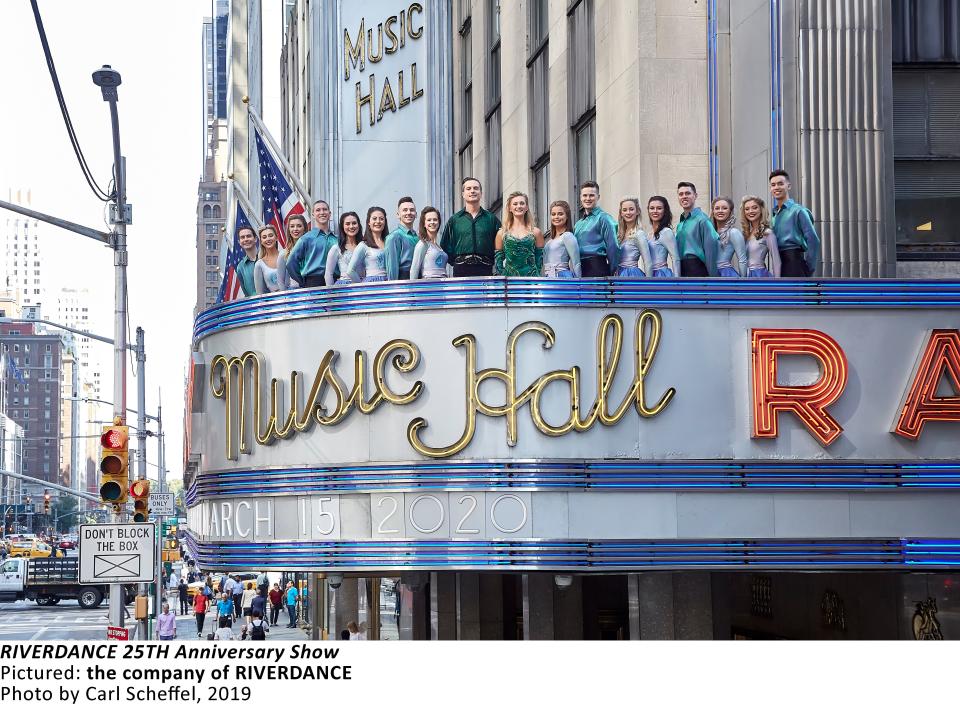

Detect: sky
0,1,282,481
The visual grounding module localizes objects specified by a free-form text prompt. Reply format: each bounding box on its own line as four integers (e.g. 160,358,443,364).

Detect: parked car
57,539,77,550
8,540,64,558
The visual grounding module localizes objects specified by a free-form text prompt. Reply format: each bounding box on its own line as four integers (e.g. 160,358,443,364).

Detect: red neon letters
751,329,848,446
894,329,960,440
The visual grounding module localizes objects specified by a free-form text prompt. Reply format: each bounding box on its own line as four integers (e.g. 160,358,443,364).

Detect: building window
44,423,50,432
205,223,220,234
45,344,50,352
206,272,218,283
206,287,218,299
206,255,218,266
569,0,596,200
892,70,960,248
212,205,221,219
457,6,474,187
529,0,550,231
203,190,220,201
206,239,218,251
203,205,212,219
485,0,503,213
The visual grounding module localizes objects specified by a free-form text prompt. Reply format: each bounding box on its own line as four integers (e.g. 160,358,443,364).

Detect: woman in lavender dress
711,196,747,277
739,196,782,278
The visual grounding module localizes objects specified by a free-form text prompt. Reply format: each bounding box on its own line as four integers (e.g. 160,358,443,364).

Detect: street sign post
149,492,175,517
79,523,156,584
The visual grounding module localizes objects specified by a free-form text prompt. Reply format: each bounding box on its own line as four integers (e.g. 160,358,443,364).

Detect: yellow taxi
8,539,64,558
185,572,257,599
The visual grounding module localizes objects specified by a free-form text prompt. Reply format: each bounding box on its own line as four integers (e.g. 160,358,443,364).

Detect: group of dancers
230,169,821,296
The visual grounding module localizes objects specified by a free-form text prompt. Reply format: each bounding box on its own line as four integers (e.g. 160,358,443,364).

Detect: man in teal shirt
770,169,820,276
573,180,619,276
385,196,419,280
286,200,337,287
236,225,259,296
675,182,719,277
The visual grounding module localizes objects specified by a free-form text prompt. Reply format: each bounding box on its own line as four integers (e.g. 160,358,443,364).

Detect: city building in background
1,190,46,309
195,0,229,316
0,323,62,489
187,0,960,641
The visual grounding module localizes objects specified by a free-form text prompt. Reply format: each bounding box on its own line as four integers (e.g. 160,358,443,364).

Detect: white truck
0,557,124,608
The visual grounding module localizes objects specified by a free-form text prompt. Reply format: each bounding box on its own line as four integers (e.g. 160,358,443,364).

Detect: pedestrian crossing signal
99,423,129,504
130,479,150,523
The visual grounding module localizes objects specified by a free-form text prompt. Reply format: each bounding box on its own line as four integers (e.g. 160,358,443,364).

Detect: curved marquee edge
182,534,960,571
184,460,960,505
193,278,960,344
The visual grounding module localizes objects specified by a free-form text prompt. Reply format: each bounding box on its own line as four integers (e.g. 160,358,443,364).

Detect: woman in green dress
494,191,544,276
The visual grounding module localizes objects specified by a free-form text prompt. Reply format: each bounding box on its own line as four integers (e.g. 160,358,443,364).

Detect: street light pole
93,64,131,634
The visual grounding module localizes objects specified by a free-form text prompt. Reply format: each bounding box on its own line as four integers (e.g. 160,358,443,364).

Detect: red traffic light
101,428,127,449
130,480,150,497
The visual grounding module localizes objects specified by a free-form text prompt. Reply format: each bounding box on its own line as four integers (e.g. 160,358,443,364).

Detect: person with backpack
248,610,269,640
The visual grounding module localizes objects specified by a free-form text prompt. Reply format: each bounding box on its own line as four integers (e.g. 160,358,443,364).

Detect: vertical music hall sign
334,1,453,218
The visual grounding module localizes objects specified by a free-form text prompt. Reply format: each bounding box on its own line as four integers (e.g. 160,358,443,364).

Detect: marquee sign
185,280,960,570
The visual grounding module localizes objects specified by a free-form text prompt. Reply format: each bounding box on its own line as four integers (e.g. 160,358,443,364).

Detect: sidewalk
165,595,311,641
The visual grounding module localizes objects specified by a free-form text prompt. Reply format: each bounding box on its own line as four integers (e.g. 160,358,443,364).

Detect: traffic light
43,490,50,515
130,479,150,523
99,422,129,505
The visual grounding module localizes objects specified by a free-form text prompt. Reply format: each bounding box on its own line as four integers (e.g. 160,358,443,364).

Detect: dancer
614,197,652,277
410,207,451,279
645,196,679,277
542,200,581,277
494,192,544,277
740,195,782,277
711,196,747,277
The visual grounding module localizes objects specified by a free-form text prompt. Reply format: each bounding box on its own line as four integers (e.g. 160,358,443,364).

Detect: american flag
216,202,251,303
255,128,304,248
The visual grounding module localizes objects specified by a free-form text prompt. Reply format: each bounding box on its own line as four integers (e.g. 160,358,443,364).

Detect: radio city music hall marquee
205,311,960,463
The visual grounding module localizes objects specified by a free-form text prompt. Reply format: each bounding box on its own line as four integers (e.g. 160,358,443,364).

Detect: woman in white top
615,197,652,277
645,196,679,277
325,211,362,285
253,225,290,294
542,200,581,277
410,207,452,279
284,215,307,288
711,196,748,277
346,206,390,283
240,582,258,625
739,195,782,277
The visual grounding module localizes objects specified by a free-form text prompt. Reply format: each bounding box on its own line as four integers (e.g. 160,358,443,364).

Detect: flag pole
243,96,314,208
229,179,264,230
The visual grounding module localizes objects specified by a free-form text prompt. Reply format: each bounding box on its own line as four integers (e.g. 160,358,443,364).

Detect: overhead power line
29,0,113,203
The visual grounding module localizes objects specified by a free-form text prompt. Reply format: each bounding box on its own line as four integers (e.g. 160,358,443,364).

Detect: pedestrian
231,575,244,619
248,610,269,640
440,177,501,277
268,583,283,626
340,629,351,640
217,592,234,624
385,196,420,280
177,578,189,616
769,169,820,276
213,615,236,641
256,570,269,597
285,581,299,628
193,587,209,638
347,620,360,640
156,602,177,640
241,582,258,625
358,621,368,641
251,587,267,621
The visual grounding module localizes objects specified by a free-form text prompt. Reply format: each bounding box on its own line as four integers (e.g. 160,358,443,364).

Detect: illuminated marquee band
207,308,959,461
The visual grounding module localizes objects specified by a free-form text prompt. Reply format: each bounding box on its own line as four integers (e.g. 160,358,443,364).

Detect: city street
0,596,312,641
